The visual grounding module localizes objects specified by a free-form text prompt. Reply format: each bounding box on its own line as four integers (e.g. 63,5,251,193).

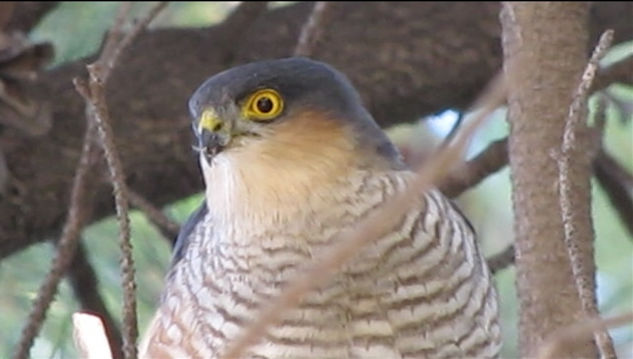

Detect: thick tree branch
0,2,631,260
501,3,598,357
5,2,59,33
222,2,269,30
217,2,269,65
0,3,15,30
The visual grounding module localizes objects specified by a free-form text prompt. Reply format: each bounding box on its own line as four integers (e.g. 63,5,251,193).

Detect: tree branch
5,2,59,33
501,3,600,357
594,151,633,240
294,2,331,57
487,244,515,275
12,111,100,359
218,2,269,64
68,241,123,359
439,137,508,198
1,2,632,260
72,3,166,358
592,54,633,92
557,29,616,359
439,112,465,149
537,312,633,359
128,189,180,242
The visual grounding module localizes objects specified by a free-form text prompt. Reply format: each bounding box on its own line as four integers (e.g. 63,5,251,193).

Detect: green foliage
30,2,235,67
30,2,120,66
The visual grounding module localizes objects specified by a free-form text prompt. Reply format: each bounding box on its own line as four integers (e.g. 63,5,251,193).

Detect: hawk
140,58,501,358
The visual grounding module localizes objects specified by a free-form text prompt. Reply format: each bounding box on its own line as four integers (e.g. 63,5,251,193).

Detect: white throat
198,150,388,243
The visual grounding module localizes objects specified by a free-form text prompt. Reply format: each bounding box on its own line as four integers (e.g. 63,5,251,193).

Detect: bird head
188,57,403,171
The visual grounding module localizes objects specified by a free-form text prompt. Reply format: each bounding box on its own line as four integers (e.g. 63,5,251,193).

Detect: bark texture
0,2,631,259
501,2,597,358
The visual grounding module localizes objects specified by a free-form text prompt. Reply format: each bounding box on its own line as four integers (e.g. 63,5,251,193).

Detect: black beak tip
197,129,225,160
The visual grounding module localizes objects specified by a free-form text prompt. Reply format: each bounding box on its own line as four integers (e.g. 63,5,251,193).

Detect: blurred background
0,2,631,358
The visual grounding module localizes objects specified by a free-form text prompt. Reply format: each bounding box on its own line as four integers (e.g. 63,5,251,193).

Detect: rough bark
0,2,631,258
501,3,597,358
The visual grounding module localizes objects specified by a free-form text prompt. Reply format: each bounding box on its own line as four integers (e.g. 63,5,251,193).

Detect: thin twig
587,97,633,240
595,151,633,240
588,95,632,241
221,73,507,359
597,150,633,189
558,29,617,359
73,3,167,358
109,2,167,78
592,54,633,92
486,244,515,274
440,112,465,149
593,95,608,138
128,189,180,242
78,71,141,359
12,117,100,359
68,242,123,359
91,2,167,85
98,3,132,67
536,312,633,359
439,137,508,198
294,2,331,57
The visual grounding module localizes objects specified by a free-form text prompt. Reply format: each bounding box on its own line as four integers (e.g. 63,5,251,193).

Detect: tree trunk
501,2,598,358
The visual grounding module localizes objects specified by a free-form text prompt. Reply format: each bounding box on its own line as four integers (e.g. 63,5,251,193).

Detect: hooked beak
196,109,231,161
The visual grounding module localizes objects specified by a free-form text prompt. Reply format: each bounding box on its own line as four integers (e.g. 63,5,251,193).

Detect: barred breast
140,170,501,358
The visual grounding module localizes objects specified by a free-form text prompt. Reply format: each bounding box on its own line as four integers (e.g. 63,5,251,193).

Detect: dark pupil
256,96,274,113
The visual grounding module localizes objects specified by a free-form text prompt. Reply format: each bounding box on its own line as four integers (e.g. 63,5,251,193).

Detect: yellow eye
244,89,284,121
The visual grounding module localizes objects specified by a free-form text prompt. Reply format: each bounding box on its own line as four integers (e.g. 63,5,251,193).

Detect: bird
139,57,502,359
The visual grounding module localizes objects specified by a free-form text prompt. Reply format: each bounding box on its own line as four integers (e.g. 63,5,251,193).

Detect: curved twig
486,244,515,274
73,3,167,358
594,151,633,241
294,2,331,57
557,29,617,359
128,189,180,242
12,115,100,359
